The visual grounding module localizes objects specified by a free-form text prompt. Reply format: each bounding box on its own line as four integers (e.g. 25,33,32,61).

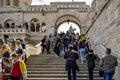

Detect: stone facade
0,0,90,45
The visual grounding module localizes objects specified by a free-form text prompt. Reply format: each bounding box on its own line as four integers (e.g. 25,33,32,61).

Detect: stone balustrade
25,43,41,58
0,28,30,34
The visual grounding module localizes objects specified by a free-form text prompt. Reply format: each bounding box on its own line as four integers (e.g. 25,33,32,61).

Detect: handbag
99,70,104,77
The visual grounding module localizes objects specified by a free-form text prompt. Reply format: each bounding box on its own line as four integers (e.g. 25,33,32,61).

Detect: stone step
27,70,99,74
27,53,102,80
27,67,99,71
27,73,100,78
27,63,99,68
27,77,103,80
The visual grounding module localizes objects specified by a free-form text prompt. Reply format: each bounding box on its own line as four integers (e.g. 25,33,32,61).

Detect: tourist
14,40,23,60
64,45,79,80
41,35,50,54
86,50,97,80
79,41,86,64
99,48,117,80
81,34,86,42
2,58,11,80
11,53,27,80
0,44,12,73
85,37,91,52
20,39,27,61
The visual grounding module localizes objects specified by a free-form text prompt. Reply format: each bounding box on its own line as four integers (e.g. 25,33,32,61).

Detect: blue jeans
68,69,76,80
80,48,86,61
104,70,115,80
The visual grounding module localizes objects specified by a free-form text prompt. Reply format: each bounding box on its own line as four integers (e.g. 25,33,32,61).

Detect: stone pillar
28,23,30,31
10,0,14,6
35,23,36,32
3,0,6,6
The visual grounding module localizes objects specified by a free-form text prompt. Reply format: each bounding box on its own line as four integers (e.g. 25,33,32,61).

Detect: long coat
64,50,79,71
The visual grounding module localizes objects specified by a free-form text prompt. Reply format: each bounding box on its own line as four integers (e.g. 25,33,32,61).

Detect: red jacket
11,61,22,77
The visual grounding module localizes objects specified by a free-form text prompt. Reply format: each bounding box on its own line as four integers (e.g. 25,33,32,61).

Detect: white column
10,0,14,6
3,0,6,6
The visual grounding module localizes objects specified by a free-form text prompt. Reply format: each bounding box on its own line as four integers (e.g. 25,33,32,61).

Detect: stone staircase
26,53,103,80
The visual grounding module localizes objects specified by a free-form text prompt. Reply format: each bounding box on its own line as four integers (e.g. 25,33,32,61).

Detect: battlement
0,2,90,12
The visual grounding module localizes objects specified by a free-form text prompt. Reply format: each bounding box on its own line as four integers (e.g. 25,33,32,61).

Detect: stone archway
54,14,81,34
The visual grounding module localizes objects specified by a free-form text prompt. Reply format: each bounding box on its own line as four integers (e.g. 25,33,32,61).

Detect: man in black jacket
86,50,97,80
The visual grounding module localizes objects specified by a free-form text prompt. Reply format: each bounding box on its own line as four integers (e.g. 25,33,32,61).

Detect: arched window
4,19,14,28
24,22,29,29
6,23,10,28
41,23,46,32
30,23,35,32
30,18,40,32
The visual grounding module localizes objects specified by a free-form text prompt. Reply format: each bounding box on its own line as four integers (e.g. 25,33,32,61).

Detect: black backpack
16,48,23,55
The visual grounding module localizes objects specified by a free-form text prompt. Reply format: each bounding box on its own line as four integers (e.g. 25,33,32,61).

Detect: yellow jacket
81,36,86,41
19,60,27,79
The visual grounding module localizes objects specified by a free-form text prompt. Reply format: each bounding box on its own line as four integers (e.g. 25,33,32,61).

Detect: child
2,58,11,80
11,53,27,80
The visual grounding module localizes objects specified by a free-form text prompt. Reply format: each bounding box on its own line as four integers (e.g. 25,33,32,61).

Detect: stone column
35,23,36,32
10,0,14,6
3,0,6,6
28,23,30,31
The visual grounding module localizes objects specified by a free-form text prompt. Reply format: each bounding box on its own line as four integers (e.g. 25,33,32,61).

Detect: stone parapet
0,28,30,34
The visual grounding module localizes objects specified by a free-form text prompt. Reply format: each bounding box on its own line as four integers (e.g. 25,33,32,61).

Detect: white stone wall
86,0,120,79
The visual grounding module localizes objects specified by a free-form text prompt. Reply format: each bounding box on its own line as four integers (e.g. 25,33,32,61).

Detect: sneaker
81,61,84,64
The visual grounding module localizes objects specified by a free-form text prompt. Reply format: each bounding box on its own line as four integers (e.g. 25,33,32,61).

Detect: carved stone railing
0,28,30,35
25,42,41,58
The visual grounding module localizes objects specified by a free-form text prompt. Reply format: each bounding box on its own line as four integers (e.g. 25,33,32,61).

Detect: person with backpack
64,45,79,80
